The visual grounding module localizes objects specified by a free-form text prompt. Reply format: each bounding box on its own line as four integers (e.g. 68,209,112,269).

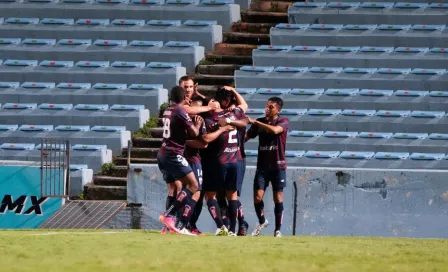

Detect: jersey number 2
162,118,170,139
228,129,238,144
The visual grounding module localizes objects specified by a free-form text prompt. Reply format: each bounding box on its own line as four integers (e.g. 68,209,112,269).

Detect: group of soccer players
157,76,289,237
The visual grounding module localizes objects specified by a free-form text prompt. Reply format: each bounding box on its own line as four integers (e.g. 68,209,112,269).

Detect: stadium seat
270,24,448,48
0,18,222,51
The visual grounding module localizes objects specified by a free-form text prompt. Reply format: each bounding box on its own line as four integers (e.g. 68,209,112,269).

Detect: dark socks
274,202,284,232
254,200,266,225
177,199,197,230
166,196,176,217
207,198,224,228
237,200,245,226
164,188,192,217
189,197,203,228
228,200,239,233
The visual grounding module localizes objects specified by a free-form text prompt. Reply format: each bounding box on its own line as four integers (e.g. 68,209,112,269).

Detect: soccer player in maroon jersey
245,97,289,237
179,76,216,115
158,86,204,235
201,87,248,236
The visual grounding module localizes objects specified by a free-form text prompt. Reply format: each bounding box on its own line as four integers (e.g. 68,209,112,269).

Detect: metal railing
40,139,70,198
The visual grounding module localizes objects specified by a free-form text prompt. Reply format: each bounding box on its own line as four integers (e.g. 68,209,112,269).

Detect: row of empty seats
0,38,204,72
270,24,448,47
0,103,149,131
234,66,448,90
289,2,448,26
245,108,448,133
0,0,240,30
253,45,448,69
0,82,168,115
239,88,448,111
0,18,221,50
246,130,448,153
244,149,448,169
0,60,184,88
0,124,130,154
0,143,112,172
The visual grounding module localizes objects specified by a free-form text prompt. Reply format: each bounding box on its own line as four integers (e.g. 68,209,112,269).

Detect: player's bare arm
217,118,248,129
201,125,234,144
185,139,208,149
247,116,284,135
194,83,206,99
186,118,202,138
182,100,219,115
222,86,248,112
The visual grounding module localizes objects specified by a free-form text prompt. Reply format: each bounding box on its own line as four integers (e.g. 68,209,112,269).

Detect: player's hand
184,96,192,106
227,104,236,111
193,115,203,126
217,118,228,127
247,116,255,124
220,125,235,132
193,83,199,94
208,100,220,111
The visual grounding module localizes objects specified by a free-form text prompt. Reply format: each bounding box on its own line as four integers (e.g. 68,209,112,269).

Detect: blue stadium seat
18,125,53,131
166,0,198,4
339,151,375,159
394,90,427,97
393,133,428,139
128,84,163,90
21,82,55,89
93,83,127,90
129,40,163,47
374,152,410,160
305,151,340,158
22,38,56,45
0,143,35,150
341,109,376,116
58,39,92,46
6,18,39,24
38,104,74,110
410,153,445,160
325,88,359,96
74,104,109,111
429,133,448,140
290,88,324,95
110,105,145,111
91,126,126,132
0,82,19,88
0,125,18,131
3,103,37,109
111,19,145,26
76,19,110,26
236,88,256,95
39,61,74,68
323,131,358,138
76,61,110,67
0,38,21,45
55,125,90,131
57,83,91,89
289,130,324,137
256,88,290,95
376,110,411,117
307,109,341,115
147,20,181,26
359,89,394,96
411,111,445,118
40,18,74,25
111,62,145,68
4,59,37,67
93,40,127,47
165,41,200,47
147,62,181,68
358,132,393,139
72,144,107,151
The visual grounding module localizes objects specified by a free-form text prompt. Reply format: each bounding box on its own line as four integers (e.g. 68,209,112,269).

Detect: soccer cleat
159,214,180,234
160,226,168,235
251,219,269,236
237,220,249,236
274,230,282,238
228,231,237,236
178,228,197,236
215,225,229,236
190,227,204,236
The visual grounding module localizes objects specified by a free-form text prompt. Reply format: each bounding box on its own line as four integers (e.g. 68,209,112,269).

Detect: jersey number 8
162,118,170,139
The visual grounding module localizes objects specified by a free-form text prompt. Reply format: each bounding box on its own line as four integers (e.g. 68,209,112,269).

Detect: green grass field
0,230,447,272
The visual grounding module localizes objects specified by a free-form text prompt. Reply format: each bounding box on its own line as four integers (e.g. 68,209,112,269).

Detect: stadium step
223,32,270,45
213,43,257,56
205,54,253,65
132,137,163,149
84,184,126,200
241,11,288,24
197,64,242,76
122,147,160,159
193,74,235,86
231,22,276,34
94,175,127,186
149,128,163,138
249,1,293,13
114,157,158,166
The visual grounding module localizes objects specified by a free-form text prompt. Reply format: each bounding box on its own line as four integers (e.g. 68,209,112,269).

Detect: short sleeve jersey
183,122,206,164
200,110,242,165
159,103,194,157
246,116,289,170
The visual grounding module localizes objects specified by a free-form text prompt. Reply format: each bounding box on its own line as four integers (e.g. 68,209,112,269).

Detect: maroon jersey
184,122,206,164
246,116,289,170
201,110,242,165
159,103,194,157
225,106,247,159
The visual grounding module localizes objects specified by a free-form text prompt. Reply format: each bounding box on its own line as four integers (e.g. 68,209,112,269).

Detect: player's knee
192,191,201,201
273,191,284,203
253,195,263,204
167,182,177,196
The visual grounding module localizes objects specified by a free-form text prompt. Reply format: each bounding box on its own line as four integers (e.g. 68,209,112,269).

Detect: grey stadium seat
0,18,222,51
0,1,240,30
0,124,131,154
252,45,448,69
234,66,448,91
288,3,448,26
0,39,205,72
0,103,149,131
0,82,168,115
270,24,448,48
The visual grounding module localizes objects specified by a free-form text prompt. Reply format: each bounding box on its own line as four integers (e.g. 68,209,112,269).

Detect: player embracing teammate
158,79,289,237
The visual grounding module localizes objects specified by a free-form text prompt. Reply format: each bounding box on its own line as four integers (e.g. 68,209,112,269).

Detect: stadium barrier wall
108,164,448,238
0,161,64,229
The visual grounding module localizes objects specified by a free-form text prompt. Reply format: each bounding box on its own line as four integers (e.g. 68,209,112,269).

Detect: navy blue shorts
254,169,286,192
202,161,240,192
157,154,192,184
189,161,203,191
237,159,246,197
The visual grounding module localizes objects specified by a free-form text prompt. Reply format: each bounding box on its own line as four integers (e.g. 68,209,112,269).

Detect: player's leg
236,159,248,236
188,190,204,235
270,170,286,238
163,180,182,234
202,162,228,236
252,169,269,236
224,162,241,236
217,189,229,229
182,162,203,235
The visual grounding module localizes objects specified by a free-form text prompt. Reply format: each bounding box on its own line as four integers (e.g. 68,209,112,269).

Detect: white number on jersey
162,118,171,139
228,129,238,144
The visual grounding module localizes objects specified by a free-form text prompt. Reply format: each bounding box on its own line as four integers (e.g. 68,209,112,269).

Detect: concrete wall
109,164,448,238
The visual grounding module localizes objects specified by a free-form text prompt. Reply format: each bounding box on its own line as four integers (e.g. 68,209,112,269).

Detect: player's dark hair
170,86,186,104
268,97,284,110
215,86,236,107
203,97,212,105
191,95,204,105
178,75,195,85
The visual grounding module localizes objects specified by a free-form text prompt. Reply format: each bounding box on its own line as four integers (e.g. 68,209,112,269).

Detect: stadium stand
0,124,130,155
0,39,204,72
0,82,168,116
0,0,240,30
270,24,448,47
0,18,222,51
